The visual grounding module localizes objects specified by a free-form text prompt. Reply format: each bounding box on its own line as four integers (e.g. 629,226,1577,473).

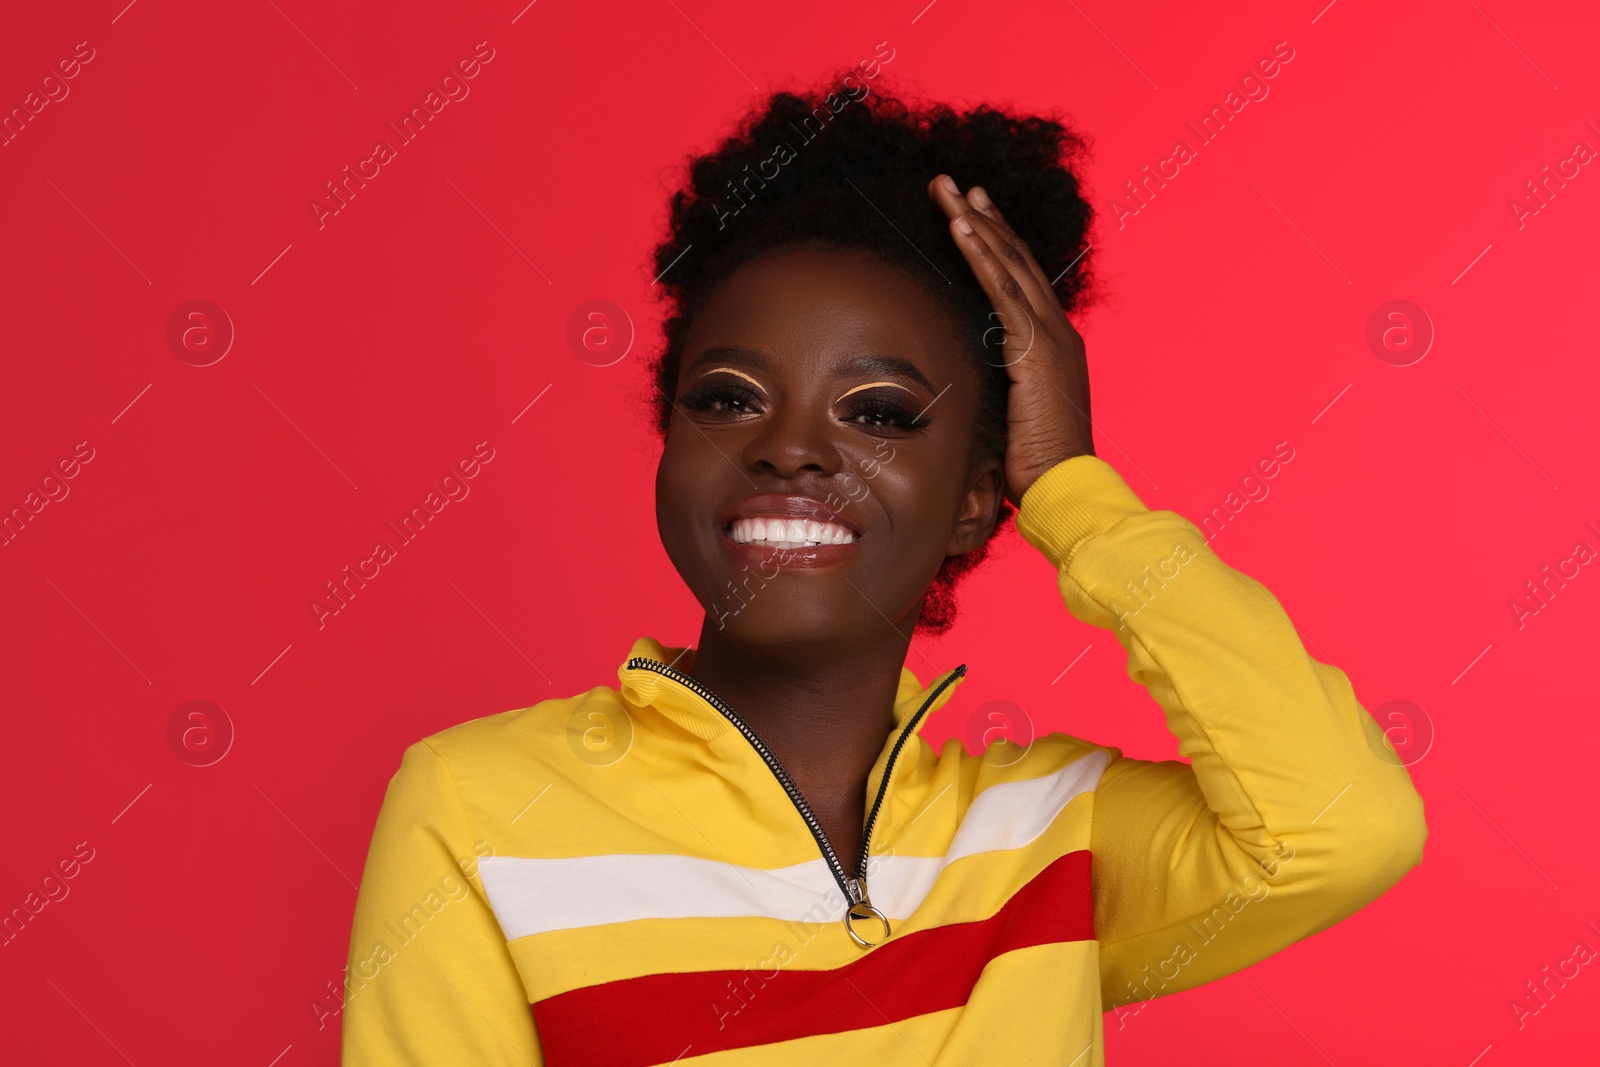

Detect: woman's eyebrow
696,366,768,393
685,347,935,395
838,354,936,393
685,345,766,378
836,380,917,401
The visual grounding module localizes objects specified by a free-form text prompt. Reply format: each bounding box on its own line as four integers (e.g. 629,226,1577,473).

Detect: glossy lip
718,493,865,569
719,529,864,568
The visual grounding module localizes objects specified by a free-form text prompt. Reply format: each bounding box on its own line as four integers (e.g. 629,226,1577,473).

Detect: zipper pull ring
844,876,891,948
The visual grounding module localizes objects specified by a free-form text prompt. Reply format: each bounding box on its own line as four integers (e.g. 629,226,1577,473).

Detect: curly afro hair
644,65,1100,635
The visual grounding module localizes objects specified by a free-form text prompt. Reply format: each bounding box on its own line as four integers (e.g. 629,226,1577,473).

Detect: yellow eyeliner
835,381,915,402
698,367,768,393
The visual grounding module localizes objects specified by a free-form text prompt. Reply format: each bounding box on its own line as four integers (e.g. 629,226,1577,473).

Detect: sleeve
341,740,544,1065
1011,455,1428,1012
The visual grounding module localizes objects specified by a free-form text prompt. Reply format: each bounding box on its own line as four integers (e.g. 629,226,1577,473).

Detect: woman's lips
716,493,865,569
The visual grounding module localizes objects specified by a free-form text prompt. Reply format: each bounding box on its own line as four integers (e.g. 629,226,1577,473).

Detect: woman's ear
947,456,1006,555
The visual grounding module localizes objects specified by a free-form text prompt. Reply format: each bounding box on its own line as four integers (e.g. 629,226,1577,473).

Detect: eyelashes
844,396,931,431
677,381,763,414
677,382,931,432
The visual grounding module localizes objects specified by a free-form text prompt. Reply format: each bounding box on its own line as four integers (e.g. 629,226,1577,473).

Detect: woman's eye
678,384,929,432
679,382,762,415
845,397,930,432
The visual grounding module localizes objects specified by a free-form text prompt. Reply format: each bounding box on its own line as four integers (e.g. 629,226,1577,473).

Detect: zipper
626,655,967,947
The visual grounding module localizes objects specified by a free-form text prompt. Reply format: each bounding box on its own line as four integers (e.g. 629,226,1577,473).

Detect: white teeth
729,515,858,546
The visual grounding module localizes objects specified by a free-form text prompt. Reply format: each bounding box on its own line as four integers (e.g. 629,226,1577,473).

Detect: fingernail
955,215,974,235
970,186,991,208
942,174,959,195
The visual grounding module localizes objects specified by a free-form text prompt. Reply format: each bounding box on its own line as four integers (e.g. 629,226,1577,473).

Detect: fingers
951,223,1040,368
927,174,1061,327
966,184,1066,318
927,178,1045,367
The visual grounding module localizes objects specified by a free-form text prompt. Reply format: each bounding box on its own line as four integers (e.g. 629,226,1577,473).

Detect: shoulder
953,729,1123,795
400,684,630,795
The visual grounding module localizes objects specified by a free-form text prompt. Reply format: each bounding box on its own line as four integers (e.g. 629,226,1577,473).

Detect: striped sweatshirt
340,454,1428,1066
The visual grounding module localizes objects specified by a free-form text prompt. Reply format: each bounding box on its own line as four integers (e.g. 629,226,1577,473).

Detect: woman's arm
1013,454,1428,1010
342,740,544,1064
926,172,1425,1009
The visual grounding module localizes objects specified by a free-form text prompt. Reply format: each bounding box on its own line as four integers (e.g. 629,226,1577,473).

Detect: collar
616,635,968,745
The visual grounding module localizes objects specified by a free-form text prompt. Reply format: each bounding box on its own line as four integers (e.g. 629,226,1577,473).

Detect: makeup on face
696,366,769,394
834,381,917,403
691,352,933,414
655,244,1001,650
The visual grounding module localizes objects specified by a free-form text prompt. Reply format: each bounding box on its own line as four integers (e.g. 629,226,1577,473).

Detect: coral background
2,0,1596,1063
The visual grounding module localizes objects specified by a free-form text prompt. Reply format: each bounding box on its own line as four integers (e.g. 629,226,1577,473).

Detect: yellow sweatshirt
340,455,1427,1066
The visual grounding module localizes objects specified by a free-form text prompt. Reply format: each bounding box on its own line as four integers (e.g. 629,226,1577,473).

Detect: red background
2,1,1597,1063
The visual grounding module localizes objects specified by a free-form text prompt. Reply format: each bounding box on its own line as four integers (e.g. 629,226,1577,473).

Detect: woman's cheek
656,441,733,600
882,456,959,568
654,452,701,568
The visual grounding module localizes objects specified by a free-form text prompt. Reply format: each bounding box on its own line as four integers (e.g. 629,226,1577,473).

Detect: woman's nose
742,400,837,479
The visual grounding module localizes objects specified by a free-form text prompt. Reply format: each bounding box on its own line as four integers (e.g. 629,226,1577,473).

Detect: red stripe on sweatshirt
530,849,1094,1066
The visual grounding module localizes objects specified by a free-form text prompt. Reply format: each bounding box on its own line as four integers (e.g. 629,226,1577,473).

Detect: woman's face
655,244,1003,650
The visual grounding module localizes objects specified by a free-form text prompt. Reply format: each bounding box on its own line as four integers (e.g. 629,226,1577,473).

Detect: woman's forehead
683,246,969,374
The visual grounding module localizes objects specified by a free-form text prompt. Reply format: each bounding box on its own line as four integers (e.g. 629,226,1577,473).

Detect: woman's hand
927,173,1093,507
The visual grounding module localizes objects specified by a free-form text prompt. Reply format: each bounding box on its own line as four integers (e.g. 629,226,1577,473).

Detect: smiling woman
341,69,1427,1066
657,245,999,646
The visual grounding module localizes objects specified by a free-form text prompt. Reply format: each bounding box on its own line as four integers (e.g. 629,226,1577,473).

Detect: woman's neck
684,616,918,854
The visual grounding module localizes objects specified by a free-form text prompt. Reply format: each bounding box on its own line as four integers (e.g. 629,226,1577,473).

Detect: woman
341,68,1427,1065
